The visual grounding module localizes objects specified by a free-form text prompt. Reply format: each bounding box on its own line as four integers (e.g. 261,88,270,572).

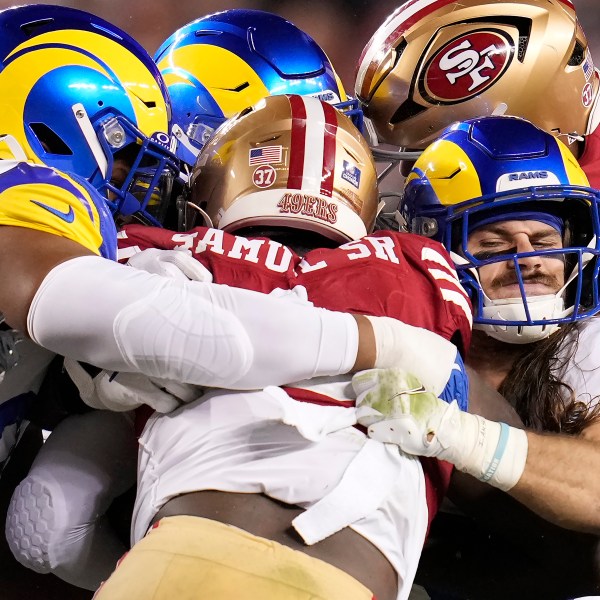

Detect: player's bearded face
467,220,565,301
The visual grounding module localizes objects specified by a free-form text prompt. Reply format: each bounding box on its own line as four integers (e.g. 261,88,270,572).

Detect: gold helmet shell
190,94,378,242
355,0,598,150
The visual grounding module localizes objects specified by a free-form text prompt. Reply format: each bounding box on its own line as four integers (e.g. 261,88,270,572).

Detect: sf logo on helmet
422,31,513,103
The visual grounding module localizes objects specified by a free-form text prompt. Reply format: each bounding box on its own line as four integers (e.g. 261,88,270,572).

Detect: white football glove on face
126,248,213,283
64,358,201,414
352,368,528,491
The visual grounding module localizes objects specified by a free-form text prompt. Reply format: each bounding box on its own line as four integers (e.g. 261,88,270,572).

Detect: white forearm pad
442,411,529,491
366,316,457,396
28,256,357,388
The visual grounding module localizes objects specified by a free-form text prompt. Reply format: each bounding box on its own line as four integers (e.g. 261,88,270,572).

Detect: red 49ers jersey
118,224,472,352
580,125,600,190
119,224,470,535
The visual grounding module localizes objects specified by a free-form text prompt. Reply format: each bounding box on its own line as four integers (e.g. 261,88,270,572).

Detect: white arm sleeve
27,256,358,389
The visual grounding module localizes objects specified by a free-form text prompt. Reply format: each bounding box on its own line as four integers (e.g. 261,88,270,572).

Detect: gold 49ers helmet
355,0,599,151
189,94,378,242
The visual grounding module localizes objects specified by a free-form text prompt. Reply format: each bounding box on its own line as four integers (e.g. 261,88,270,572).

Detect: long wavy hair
499,322,600,434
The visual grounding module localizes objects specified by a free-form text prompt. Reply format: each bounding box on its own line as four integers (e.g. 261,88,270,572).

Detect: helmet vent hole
394,39,407,66
20,18,54,38
30,123,72,155
345,148,362,163
517,36,528,62
143,101,156,109
194,30,221,38
568,41,585,67
238,106,254,118
257,135,281,144
232,82,250,93
389,98,428,125
98,101,104,107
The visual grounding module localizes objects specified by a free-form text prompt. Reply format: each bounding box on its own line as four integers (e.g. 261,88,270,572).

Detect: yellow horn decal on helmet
160,70,195,88
332,70,348,102
413,139,483,206
158,44,270,118
6,30,169,137
0,46,112,160
555,137,590,186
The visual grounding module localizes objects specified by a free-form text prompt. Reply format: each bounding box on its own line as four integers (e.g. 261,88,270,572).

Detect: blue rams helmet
154,9,362,168
0,4,180,226
402,116,600,343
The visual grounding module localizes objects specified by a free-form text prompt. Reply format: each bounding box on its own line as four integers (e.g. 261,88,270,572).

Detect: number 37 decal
252,165,277,188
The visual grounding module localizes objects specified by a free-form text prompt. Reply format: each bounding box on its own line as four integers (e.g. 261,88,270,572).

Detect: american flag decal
249,146,283,166
583,49,594,81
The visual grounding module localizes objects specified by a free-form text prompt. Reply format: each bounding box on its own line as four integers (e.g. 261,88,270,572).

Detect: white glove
64,358,201,413
126,248,213,282
353,368,457,455
61,249,207,413
352,368,528,491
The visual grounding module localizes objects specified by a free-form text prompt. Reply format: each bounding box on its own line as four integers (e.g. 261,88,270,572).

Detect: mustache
488,272,563,292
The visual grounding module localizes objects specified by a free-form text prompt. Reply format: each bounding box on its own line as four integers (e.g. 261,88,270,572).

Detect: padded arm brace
27,256,358,389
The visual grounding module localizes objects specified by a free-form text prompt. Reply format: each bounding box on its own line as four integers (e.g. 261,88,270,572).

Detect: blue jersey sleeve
0,161,117,260
438,352,469,412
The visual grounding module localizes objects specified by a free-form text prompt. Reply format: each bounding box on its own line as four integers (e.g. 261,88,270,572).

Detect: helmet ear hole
568,41,586,66
29,123,72,155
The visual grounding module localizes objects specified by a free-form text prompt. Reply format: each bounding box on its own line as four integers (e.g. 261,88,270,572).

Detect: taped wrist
28,256,357,388
439,410,528,491
366,315,458,396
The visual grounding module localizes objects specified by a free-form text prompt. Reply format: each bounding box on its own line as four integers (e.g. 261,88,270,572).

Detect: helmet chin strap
72,103,109,178
0,135,28,161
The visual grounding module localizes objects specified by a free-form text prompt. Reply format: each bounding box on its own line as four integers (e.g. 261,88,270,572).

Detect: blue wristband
480,422,510,483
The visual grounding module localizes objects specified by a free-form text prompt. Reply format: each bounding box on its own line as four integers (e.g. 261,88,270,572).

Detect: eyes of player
468,224,563,260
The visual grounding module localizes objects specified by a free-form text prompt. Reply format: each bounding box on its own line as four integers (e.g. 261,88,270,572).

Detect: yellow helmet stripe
158,45,270,118
7,30,169,136
413,139,482,206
